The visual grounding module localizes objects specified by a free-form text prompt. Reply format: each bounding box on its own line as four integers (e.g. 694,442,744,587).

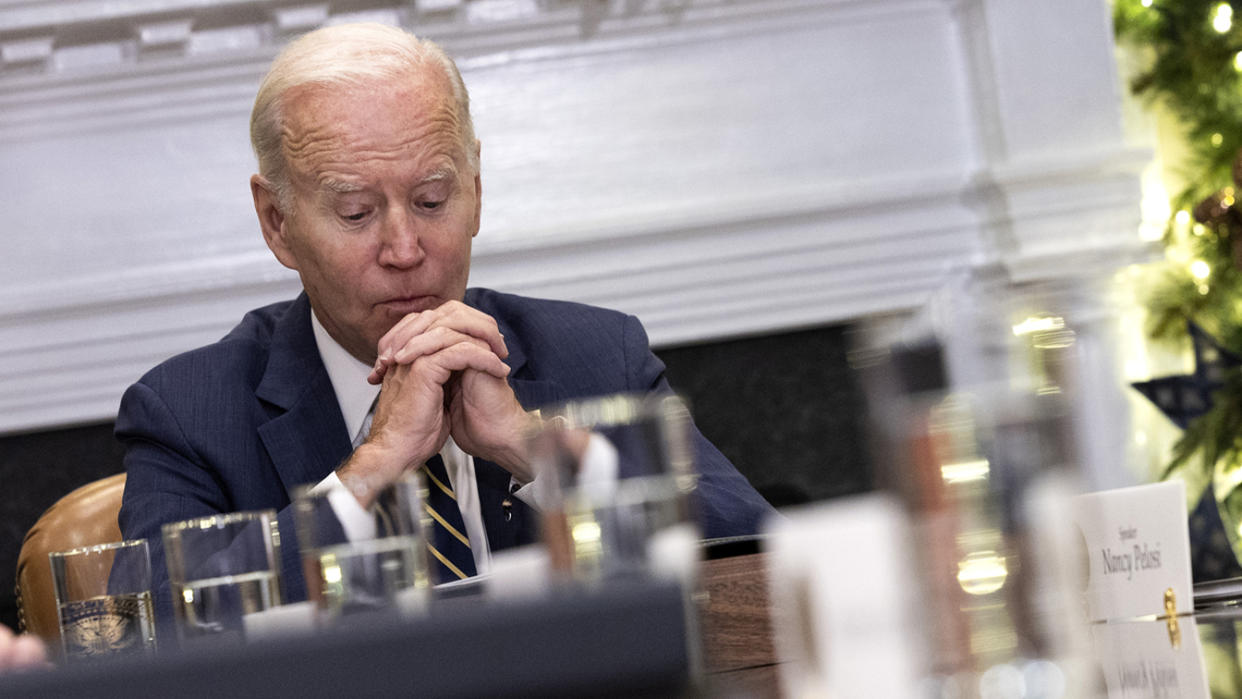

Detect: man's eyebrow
317,167,456,194
417,166,456,184
321,178,364,194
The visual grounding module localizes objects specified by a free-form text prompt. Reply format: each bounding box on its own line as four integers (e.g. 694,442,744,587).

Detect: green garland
1115,0,1242,478
1117,1,1242,201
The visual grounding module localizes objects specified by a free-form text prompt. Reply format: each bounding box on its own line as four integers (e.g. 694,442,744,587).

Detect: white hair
249,23,477,209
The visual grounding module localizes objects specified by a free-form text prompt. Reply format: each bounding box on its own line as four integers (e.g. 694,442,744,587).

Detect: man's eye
342,211,369,222
419,200,444,211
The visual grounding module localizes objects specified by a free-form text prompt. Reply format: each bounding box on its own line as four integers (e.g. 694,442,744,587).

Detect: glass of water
529,393,699,584
161,510,283,649
292,475,430,622
50,539,156,663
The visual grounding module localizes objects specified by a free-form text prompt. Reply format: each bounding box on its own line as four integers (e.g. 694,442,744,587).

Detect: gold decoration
60,596,145,659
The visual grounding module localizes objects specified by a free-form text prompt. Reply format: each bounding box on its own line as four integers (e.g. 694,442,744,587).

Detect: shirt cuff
510,432,620,511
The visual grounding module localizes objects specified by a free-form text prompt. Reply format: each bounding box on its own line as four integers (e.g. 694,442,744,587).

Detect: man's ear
471,139,482,239
251,174,299,270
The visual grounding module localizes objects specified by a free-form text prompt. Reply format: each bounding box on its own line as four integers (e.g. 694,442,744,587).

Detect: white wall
0,0,1148,434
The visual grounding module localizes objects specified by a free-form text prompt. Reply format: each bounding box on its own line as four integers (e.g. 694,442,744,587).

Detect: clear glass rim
48,538,148,559
161,508,277,537
291,472,422,507
543,392,688,430
289,482,324,503
314,534,421,558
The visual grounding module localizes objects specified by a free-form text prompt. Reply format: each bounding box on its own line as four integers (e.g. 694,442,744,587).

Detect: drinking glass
293,475,430,621
161,510,282,648
50,539,156,662
528,393,698,584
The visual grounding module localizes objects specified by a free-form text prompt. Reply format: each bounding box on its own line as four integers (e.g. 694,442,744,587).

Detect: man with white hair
117,22,770,627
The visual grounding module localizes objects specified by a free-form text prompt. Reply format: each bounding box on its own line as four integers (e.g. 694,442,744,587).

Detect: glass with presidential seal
529,393,699,585
293,475,430,622
50,538,156,663
162,510,283,649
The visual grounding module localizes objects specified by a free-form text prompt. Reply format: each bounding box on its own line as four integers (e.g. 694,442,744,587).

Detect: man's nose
377,208,425,269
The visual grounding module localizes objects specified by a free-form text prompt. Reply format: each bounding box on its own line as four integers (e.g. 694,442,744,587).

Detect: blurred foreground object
766,494,926,697
0,581,691,697
529,393,699,587
292,475,430,624
0,625,48,674
845,269,1137,696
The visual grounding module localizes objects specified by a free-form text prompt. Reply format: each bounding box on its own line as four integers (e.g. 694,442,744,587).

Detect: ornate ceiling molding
0,0,937,142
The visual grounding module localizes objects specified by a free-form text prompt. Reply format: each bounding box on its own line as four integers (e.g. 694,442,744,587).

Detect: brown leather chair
15,473,127,644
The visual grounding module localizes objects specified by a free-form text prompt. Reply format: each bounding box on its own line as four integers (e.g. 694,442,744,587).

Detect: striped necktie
423,454,477,583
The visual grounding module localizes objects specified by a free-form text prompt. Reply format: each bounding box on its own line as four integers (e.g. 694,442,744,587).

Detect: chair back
15,472,127,643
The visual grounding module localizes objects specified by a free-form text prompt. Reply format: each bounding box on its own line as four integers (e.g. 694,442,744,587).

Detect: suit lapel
484,297,565,412
255,294,353,497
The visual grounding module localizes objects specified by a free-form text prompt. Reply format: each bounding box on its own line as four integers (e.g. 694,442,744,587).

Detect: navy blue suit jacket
117,289,771,626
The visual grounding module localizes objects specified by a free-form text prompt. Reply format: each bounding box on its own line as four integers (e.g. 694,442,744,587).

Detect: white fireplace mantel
0,0,1148,434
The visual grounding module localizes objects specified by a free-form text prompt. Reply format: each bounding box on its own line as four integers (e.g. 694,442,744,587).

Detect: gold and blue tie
423,455,477,583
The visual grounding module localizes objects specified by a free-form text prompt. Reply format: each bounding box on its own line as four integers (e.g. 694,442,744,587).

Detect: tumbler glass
293,475,430,621
161,510,283,648
50,539,156,662
528,393,698,583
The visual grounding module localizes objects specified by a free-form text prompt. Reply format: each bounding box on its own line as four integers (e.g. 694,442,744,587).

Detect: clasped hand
338,301,535,508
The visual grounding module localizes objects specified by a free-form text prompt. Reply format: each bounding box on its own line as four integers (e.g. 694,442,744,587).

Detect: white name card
765,495,927,699
1091,616,1209,699
1073,481,1193,622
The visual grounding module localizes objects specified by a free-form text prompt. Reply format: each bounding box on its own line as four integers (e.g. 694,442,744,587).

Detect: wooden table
698,552,785,697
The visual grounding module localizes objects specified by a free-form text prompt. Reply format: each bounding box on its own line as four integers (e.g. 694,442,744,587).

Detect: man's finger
416,341,511,380
377,311,435,361
392,326,492,364
0,626,44,672
10,635,48,670
371,327,495,384
0,626,13,672
377,301,507,364
370,313,436,383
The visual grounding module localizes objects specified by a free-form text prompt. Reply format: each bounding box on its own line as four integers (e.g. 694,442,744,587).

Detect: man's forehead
280,79,466,184
282,66,455,123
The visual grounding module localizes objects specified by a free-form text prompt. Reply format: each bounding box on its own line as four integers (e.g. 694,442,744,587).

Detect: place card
1073,481,1193,622
765,495,926,698
1091,615,1209,699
